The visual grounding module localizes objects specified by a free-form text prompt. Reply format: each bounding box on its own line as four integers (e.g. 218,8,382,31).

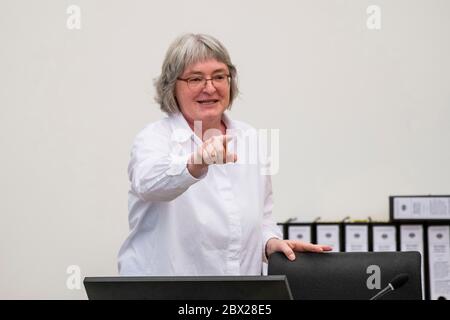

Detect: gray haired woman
118,33,331,276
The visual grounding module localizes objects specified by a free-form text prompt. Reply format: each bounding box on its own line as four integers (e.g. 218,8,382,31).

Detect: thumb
222,135,231,153
223,135,237,163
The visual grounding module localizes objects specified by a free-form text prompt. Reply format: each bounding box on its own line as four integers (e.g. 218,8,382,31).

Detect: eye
188,77,203,83
213,74,227,81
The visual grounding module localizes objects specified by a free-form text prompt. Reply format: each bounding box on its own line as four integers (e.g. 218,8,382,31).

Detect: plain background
0,0,449,299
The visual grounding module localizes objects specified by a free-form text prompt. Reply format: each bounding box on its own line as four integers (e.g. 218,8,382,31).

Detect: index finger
293,241,324,253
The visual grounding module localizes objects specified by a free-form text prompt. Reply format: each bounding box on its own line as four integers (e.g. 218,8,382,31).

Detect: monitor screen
84,275,293,300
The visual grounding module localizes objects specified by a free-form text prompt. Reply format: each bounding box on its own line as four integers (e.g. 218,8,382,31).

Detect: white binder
372,225,397,252
400,224,425,299
427,225,450,300
288,225,311,243
345,225,368,252
316,224,340,252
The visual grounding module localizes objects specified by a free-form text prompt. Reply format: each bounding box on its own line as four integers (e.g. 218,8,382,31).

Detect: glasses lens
213,75,229,87
187,77,204,90
186,75,230,90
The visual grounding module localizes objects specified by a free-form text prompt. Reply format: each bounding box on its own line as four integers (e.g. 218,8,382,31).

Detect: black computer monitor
84,275,293,300
268,251,422,300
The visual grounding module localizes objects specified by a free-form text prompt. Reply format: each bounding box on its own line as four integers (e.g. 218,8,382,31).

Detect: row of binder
276,221,450,300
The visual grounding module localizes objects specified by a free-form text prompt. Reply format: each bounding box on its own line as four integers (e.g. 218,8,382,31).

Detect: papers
372,225,396,252
400,225,425,299
345,225,368,252
288,225,311,243
428,225,450,300
316,225,340,252
400,225,424,253
393,197,450,220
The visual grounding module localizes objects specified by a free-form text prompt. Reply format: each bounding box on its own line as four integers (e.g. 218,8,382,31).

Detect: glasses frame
177,74,231,91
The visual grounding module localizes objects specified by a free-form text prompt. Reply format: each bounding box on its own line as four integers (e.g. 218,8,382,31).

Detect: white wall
0,0,449,299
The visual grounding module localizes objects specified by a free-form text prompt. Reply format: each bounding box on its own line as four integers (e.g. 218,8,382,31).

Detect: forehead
182,59,228,75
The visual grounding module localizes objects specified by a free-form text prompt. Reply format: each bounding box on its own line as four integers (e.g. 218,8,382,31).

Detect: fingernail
288,254,295,261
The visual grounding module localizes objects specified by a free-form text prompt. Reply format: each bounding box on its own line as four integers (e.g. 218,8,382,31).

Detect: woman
118,33,331,276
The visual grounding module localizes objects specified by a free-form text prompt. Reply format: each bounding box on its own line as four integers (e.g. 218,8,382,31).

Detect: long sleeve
128,124,206,202
261,174,283,262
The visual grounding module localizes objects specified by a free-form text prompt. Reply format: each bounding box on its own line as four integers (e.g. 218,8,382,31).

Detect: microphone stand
370,283,394,300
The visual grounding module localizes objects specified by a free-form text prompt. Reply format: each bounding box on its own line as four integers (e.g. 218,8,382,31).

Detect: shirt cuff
262,235,281,264
166,154,208,185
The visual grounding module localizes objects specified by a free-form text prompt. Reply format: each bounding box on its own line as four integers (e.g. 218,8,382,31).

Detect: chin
197,104,225,116
198,112,220,122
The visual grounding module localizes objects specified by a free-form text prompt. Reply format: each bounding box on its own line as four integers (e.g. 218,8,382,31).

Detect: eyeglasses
177,74,231,91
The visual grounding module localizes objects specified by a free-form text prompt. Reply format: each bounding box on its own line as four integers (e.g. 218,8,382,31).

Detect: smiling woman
175,59,231,135
117,33,331,276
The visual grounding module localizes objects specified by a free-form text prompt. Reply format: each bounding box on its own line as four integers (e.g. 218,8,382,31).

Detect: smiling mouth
197,99,219,105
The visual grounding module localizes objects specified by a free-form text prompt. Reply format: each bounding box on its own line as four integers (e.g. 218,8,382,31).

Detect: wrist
265,237,280,257
187,153,208,178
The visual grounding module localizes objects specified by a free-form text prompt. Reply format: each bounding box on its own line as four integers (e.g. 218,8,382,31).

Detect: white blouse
118,112,281,276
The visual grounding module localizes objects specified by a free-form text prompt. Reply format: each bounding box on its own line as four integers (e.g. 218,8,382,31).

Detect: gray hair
154,34,239,114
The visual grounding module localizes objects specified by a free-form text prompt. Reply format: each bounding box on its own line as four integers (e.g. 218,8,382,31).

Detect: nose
202,79,217,94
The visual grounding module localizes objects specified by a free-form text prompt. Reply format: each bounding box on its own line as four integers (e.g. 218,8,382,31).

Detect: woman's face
175,59,230,124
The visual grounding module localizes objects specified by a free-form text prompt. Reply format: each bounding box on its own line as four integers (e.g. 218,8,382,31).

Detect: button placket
216,166,241,275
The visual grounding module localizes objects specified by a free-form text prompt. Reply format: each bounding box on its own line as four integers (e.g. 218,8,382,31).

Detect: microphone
369,273,409,300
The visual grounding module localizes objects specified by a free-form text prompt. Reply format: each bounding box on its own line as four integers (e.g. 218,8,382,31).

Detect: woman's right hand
187,135,237,178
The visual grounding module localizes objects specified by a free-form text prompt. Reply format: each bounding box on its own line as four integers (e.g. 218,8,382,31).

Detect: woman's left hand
266,238,333,261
